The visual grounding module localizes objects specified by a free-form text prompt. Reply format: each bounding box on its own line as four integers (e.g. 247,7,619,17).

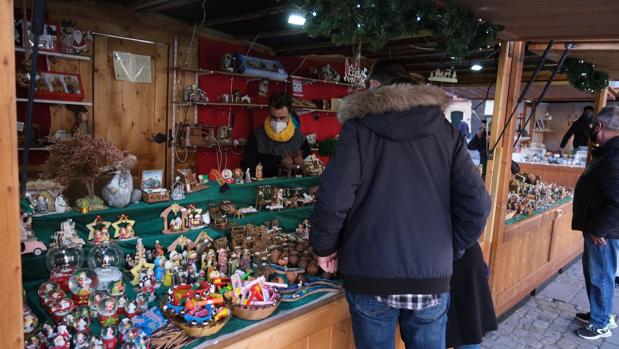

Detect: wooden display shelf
176,143,245,151
289,75,357,88
15,47,92,61
17,147,51,151
16,98,93,106
173,67,286,82
173,100,268,108
294,107,337,113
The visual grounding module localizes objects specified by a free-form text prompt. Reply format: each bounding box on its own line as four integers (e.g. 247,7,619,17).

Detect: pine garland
298,0,503,59
562,58,609,94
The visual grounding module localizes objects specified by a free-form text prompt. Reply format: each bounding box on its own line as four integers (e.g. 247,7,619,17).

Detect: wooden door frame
0,1,24,347
92,33,171,184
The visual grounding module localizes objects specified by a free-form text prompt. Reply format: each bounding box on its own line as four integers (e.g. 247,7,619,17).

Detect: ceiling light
288,14,306,26
471,64,483,71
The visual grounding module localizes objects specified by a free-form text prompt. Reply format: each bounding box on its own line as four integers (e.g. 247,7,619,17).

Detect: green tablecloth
505,197,573,225
23,176,329,347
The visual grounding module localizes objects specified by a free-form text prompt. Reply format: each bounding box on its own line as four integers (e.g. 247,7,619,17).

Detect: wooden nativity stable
2,0,619,348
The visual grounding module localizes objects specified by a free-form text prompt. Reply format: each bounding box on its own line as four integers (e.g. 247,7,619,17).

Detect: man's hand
591,235,608,246
317,252,338,273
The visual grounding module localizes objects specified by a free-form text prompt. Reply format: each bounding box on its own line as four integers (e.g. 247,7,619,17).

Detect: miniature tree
42,132,123,209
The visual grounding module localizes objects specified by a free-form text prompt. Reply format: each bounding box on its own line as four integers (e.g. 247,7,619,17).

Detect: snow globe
88,241,124,291
68,268,99,306
46,246,84,292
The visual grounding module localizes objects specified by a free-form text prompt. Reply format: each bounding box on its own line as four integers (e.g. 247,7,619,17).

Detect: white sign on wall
113,51,152,83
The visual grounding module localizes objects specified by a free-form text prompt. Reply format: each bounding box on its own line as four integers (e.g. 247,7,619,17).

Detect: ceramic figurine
162,261,174,287
259,78,269,97
218,248,228,275
229,252,239,274
245,168,252,183
35,195,49,214
256,163,263,180
233,168,244,184
55,194,68,213
240,249,251,271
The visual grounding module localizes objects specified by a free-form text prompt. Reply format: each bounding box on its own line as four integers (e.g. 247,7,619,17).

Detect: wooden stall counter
518,162,585,188
490,201,583,316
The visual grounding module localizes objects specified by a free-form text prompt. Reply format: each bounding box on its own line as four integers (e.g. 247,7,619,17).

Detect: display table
23,176,352,349
518,162,585,188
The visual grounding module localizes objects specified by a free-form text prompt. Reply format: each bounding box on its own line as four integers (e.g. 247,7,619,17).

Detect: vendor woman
241,93,311,178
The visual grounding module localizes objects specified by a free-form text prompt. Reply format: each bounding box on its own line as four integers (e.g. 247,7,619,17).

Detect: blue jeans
456,344,481,349
346,291,449,349
582,233,619,328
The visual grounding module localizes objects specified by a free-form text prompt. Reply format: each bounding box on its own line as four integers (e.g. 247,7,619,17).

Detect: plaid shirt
375,294,441,310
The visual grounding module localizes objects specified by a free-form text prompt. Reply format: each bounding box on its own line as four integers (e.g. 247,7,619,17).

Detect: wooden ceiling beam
238,29,305,40
129,0,196,12
205,5,296,26
529,41,619,52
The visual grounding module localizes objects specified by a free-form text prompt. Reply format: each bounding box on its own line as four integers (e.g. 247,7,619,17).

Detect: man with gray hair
573,105,619,340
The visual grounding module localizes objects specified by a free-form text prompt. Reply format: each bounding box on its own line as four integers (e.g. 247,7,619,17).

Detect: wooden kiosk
2,1,619,348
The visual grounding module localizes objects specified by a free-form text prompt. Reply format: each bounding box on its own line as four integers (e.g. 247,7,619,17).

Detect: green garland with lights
297,0,503,59
562,58,609,94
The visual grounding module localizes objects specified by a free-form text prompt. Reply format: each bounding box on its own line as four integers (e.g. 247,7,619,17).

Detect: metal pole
170,36,179,185
20,0,47,195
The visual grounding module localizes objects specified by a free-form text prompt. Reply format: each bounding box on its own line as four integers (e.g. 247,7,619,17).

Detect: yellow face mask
264,117,295,142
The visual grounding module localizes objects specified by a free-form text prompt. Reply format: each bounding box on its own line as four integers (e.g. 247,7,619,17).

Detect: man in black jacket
560,106,594,151
309,60,491,349
572,106,619,340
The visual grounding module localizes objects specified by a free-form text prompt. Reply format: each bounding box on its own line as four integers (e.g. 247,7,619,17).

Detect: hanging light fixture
288,14,306,26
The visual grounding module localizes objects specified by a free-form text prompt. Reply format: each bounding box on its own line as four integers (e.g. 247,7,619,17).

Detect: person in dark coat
309,59,492,349
560,105,594,151
446,243,497,349
467,125,488,165
240,93,311,178
572,106,619,340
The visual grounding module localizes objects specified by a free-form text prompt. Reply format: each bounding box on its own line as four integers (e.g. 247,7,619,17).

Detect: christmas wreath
562,58,609,94
298,0,503,59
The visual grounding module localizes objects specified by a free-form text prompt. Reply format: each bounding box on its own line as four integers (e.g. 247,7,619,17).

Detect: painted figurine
218,248,228,275
255,163,263,180
241,249,251,271
245,168,252,183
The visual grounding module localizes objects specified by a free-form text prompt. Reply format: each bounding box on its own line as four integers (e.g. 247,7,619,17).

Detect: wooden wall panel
518,163,584,189
0,0,24,347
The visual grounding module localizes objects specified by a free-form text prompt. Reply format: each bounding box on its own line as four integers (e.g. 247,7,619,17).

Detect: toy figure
233,168,244,184
53,334,70,349
218,248,228,275
245,168,252,183
73,271,94,295
154,240,164,257
255,163,263,180
125,300,138,319
55,194,68,213
153,256,165,284
71,107,92,135
163,260,174,287
35,195,49,214
117,296,127,314
229,252,240,274
109,280,124,297
259,78,269,97
241,249,252,271
135,294,149,313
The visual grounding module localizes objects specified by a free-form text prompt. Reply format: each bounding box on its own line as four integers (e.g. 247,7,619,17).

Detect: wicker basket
232,301,280,321
173,312,231,337
231,293,281,321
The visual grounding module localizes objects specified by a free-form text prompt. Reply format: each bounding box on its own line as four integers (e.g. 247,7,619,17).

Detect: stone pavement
481,260,619,349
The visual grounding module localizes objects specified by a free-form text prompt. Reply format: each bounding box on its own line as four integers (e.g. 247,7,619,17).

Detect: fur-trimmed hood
337,84,451,124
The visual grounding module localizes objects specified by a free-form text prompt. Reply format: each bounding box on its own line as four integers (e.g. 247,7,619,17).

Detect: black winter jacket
309,84,492,295
573,136,619,238
560,114,592,149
